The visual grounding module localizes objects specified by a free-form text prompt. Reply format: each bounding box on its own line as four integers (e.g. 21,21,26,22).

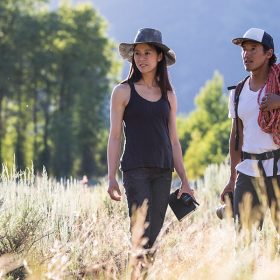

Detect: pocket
161,170,172,182
123,168,150,184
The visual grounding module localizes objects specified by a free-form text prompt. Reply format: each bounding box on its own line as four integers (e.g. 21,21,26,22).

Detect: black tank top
120,82,174,172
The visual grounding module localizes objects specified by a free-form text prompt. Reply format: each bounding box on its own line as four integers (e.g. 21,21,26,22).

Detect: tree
0,0,46,166
0,1,121,177
180,72,231,179
48,3,121,178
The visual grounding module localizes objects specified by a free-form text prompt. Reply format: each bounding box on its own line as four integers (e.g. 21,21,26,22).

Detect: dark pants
234,172,280,231
123,167,172,248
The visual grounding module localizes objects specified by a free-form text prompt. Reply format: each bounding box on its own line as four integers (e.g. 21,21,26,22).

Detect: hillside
85,0,280,113
50,0,280,112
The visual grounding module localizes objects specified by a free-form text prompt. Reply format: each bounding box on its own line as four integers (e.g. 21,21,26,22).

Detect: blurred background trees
0,0,231,180
177,72,231,179
0,0,121,178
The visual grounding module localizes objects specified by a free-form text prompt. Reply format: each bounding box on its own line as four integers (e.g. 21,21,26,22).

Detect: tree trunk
0,91,4,164
32,88,39,169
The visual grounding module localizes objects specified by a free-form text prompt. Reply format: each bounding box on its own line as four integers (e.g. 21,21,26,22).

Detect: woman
107,28,194,249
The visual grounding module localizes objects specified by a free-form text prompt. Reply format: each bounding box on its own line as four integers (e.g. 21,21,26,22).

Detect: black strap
273,154,280,176
242,149,280,160
258,160,267,177
227,86,236,91
242,148,280,177
229,76,250,151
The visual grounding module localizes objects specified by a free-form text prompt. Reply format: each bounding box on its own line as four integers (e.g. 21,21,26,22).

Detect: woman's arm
107,84,129,201
168,91,195,199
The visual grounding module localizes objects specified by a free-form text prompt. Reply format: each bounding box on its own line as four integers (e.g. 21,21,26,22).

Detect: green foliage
178,72,231,179
0,203,43,255
0,1,122,178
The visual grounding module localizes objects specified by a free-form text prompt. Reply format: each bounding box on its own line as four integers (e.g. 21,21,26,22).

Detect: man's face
241,41,272,72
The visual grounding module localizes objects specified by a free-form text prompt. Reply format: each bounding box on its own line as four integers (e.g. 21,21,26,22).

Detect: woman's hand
177,181,195,200
107,178,122,201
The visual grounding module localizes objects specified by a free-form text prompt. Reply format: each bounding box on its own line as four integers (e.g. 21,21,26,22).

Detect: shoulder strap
127,80,136,95
228,76,250,151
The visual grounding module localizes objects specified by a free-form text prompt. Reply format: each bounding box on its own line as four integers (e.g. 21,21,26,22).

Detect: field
0,163,279,280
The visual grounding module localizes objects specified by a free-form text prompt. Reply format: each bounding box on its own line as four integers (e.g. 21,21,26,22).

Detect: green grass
0,163,279,279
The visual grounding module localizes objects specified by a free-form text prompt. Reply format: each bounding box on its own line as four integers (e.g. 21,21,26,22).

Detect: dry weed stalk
1,163,280,279
128,200,150,280
45,240,69,280
0,253,22,277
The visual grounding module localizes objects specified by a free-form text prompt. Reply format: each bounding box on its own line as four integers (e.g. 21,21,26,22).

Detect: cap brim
118,42,176,66
232,37,261,46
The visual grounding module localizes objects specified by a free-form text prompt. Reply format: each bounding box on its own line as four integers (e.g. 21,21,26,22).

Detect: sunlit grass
0,163,279,279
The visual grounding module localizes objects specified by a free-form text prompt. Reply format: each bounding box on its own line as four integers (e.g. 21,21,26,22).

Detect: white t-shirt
228,78,280,177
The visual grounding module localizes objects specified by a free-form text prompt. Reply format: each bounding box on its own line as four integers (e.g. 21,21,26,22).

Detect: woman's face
133,43,162,74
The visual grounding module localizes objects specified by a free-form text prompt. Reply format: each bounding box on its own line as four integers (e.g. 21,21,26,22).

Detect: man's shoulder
235,76,250,96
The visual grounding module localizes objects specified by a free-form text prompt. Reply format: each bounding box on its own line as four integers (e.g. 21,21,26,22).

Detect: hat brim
232,37,262,46
119,42,176,66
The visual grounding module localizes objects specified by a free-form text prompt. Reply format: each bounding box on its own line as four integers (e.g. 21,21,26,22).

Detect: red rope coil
258,64,280,145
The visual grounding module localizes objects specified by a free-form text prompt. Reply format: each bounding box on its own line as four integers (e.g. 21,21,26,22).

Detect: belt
242,148,280,177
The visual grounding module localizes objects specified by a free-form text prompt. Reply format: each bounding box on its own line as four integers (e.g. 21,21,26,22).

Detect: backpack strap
227,76,250,151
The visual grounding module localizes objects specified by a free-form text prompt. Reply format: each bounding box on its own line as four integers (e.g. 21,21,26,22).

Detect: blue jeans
123,167,172,248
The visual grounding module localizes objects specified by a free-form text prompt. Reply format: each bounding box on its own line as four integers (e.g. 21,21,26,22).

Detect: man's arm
220,118,243,202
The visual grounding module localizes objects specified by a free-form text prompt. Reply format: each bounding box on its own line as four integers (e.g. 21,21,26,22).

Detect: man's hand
220,179,235,203
260,94,280,111
107,178,122,201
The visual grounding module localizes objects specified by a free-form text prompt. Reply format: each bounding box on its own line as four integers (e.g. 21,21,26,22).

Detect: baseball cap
232,28,274,51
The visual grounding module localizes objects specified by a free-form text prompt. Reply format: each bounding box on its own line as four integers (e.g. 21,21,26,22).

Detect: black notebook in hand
169,189,199,221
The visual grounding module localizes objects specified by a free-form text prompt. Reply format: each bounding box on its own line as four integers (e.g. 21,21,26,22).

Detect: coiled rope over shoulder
258,63,280,145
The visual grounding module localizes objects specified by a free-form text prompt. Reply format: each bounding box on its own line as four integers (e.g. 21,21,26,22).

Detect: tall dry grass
0,162,279,279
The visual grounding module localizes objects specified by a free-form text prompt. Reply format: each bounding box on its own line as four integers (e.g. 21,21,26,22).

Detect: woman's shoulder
111,82,131,104
167,90,177,110
113,82,131,94
167,89,175,96
167,90,176,100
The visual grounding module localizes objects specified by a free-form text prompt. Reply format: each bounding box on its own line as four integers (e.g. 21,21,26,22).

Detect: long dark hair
121,44,173,106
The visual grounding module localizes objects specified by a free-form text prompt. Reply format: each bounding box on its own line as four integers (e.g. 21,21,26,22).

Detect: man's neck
250,65,270,91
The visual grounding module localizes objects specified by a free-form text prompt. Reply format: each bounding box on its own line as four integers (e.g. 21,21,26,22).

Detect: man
221,28,280,230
